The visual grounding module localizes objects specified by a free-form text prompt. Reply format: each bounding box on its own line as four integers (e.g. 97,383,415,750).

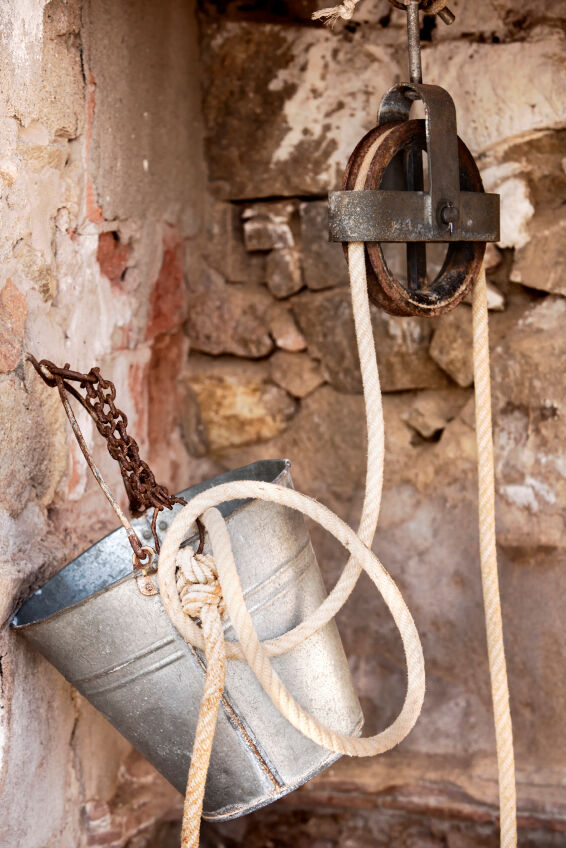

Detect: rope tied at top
176,550,226,620
174,548,228,848
312,0,357,25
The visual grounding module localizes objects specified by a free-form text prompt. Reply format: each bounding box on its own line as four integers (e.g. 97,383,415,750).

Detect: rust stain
147,329,187,451
146,226,186,341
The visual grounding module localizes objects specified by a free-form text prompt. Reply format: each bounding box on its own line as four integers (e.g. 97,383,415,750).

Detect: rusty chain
28,355,205,565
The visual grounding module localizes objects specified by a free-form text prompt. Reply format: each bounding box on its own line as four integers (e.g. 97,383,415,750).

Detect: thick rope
161,482,425,758
176,551,226,848
472,268,517,847
159,129,516,846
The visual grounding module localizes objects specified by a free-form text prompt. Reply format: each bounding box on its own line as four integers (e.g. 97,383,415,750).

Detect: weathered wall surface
190,1,566,845
0,0,203,844
1,0,566,846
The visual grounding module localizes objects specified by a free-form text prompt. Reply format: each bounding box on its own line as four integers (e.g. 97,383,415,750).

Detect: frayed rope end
311,0,358,26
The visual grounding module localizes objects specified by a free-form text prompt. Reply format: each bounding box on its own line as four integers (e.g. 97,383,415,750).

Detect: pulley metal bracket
329,82,500,244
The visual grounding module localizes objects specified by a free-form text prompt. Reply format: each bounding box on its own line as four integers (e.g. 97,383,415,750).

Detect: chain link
28,355,188,558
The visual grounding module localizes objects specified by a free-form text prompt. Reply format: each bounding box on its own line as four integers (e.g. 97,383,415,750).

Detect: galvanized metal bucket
13,459,362,821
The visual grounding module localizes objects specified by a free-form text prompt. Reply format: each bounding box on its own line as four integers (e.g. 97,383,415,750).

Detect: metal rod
53,373,150,565
406,0,422,84
405,147,427,291
405,1,425,289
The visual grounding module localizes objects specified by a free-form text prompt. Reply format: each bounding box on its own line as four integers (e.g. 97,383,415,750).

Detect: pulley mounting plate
328,189,500,242
328,83,500,244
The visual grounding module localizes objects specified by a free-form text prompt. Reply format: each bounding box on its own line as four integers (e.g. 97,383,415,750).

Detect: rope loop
160,482,425,760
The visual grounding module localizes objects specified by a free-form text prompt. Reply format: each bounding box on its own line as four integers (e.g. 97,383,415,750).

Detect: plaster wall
0,1,204,845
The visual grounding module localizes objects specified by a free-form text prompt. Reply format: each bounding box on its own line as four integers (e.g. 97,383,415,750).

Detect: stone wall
1,0,566,845
193,1,566,845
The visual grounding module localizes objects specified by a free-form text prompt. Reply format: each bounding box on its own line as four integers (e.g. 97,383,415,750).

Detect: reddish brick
0,279,26,372
146,228,186,340
97,232,130,288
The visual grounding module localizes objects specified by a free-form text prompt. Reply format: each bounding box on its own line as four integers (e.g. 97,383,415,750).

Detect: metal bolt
438,7,455,25
158,519,168,531
440,202,459,226
142,528,153,540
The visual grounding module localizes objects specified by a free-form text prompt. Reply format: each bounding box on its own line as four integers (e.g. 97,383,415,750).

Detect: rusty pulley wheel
342,119,486,317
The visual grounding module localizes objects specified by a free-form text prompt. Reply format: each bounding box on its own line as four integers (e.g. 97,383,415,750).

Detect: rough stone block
402,389,470,440
270,351,325,398
266,248,303,298
491,296,566,548
243,203,295,251
203,200,266,284
293,288,450,393
267,302,307,351
219,385,366,510
422,37,566,154
187,268,274,358
200,20,399,198
182,355,297,452
300,201,348,290
429,307,474,388
512,216,566,295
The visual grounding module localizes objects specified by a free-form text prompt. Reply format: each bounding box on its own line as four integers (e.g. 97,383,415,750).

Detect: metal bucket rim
12,459,291,630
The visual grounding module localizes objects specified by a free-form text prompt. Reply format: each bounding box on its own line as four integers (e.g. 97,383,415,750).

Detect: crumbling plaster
0,0,204,845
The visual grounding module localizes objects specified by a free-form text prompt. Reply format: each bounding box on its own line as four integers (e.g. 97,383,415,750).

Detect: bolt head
440,202,459,226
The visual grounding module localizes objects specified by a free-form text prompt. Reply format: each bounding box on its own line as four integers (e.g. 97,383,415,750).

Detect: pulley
328,0,500,316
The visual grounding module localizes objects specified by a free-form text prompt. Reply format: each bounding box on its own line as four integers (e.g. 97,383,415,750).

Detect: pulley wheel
341,119,486,317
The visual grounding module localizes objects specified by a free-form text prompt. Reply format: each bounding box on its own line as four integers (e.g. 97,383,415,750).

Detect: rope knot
176,549,226,620
312,0,358,26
